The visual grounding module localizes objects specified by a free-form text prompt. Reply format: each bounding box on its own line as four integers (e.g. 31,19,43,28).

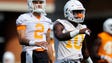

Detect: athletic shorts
21,50,50,63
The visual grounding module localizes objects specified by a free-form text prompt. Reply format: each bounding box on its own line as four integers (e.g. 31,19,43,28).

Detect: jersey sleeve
16,14,26,30
16,14,26,26
46,18,54,38
46,17,53,30
49,19,53,30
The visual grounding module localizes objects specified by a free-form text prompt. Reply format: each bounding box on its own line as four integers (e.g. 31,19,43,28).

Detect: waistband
34,48,46,52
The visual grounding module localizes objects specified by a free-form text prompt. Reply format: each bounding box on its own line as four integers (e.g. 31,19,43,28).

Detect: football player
92,18,112,63
16,0,53,63
53,0,93,63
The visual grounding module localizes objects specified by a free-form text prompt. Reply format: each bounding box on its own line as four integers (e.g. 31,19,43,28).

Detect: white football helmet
27,0,46,15
103,18,112,35
3,51,15,63
64,0,85,23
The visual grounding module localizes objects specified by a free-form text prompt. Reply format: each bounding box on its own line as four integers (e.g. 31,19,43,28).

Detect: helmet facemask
28,0,46,15
64,0,85,23
70,10,85,23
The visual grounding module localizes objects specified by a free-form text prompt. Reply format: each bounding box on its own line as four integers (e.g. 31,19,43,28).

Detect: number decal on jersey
34,23,44,39
66,34,85,50
104,41,112,54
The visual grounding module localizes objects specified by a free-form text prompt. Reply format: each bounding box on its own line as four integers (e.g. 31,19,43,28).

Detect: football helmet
64,0,85,23
3,51,15,63
27,0,46,15
103,18,112,35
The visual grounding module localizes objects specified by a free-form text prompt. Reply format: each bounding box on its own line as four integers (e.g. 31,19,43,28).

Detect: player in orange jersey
92,18,112,63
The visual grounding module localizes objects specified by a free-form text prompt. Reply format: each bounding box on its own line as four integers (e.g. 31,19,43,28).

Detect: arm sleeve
16,14,26,26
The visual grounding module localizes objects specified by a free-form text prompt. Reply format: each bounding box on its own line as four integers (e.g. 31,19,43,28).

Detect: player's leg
21,51,26,63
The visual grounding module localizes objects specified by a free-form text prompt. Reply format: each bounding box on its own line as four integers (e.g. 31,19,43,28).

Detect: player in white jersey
53,0,93,63
16,0,54,63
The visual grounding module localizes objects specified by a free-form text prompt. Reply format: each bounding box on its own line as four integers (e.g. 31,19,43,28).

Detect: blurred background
0,0,112,63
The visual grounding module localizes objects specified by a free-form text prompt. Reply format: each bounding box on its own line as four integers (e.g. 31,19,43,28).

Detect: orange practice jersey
98,32,112,58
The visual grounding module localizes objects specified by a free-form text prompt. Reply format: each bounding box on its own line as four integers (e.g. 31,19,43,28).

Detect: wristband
86,57,93,63
29,41,35,46
85,30,90,36
70,29,79,38
101,55,105,60
101,55,109,60
100,55,108,60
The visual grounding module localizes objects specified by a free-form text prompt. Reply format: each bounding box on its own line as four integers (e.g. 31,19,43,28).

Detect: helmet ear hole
65,12,68,17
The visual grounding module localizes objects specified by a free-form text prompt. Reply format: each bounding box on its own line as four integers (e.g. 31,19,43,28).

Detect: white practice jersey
54,19,86,61
16,13,52,51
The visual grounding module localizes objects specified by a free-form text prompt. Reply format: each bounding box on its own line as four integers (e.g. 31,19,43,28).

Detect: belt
34,48,45,52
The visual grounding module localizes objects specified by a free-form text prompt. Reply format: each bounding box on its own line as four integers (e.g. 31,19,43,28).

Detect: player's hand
35,41,48,50
41,42,48,47
105,56,112,63
35,41,48,46
101,55,112,63
79,28,91,34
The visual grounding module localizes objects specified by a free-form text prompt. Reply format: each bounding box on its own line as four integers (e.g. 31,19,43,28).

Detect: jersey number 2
34,23,44,39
